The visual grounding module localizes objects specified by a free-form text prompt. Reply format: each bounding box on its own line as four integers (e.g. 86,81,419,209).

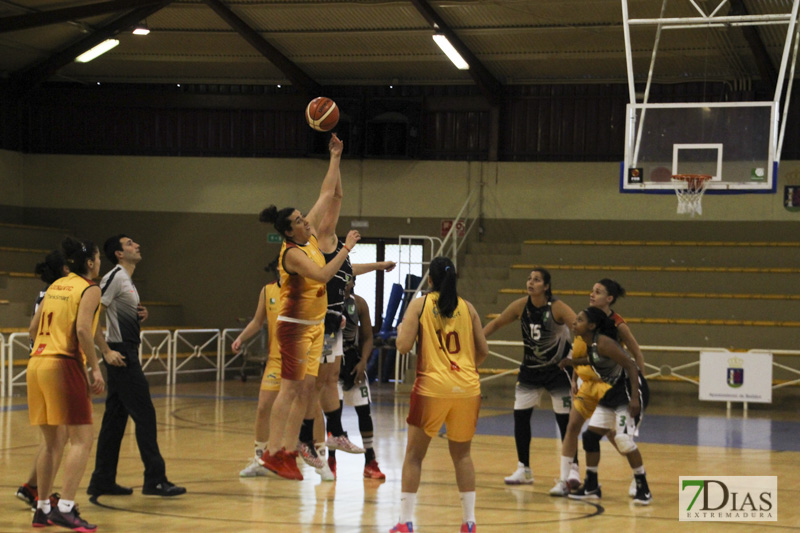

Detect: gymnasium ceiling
0,0,798,99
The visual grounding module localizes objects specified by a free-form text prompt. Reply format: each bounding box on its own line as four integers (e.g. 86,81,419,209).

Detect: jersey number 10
435,329,461,354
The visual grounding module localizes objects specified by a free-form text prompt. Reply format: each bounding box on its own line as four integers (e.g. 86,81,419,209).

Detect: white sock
460,491,476,523
37,500,51,513
633,466,645,475
255,440,268,458
560,456,573,481
586,466,598,474
399,492,416,523
58,499,75,513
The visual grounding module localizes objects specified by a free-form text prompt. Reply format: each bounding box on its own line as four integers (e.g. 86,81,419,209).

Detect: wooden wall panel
2,83,798,162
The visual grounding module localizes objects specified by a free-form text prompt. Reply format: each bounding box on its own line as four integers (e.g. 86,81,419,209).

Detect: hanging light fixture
75,39,120,63
132,21,150,35
432,34,469,70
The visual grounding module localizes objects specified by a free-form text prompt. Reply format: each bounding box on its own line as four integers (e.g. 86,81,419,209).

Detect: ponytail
598,278,626,304
583,306,618,341
34,250,66,284
61,237,96,276
429,256,458,318
259,205,295,238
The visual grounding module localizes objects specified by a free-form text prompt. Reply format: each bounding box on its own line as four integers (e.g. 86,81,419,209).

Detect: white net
672,174,711,216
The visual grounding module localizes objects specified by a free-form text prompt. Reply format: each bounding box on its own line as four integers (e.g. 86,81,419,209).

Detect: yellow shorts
277,320,323,380
27,356,92,426
573,378,612,420
407,392,481,442
260,353,282,391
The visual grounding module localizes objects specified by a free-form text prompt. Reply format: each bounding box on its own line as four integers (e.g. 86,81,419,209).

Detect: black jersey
519,297,571,369
342,295,359,352
340,295,362,390
587,331,627,386
322,239,353,334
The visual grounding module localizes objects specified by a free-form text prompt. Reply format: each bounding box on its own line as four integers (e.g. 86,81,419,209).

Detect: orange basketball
305,97,339,132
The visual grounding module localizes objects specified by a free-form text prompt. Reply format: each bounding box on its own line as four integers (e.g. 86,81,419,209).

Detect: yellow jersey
31,273,100,361
278,234,327,322
574,311,625,381
413,293,480,398
264,282,281,359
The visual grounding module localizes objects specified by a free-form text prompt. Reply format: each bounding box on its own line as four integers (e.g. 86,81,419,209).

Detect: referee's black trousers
89,342,166,488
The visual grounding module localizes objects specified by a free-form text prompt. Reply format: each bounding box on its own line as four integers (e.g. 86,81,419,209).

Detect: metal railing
140,330,173,384
172,329,222,383
7,332,31,397
395,339,800,397
1,328,249,397
398,187,480,306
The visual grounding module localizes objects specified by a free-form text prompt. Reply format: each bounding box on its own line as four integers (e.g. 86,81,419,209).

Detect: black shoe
16,483,38,509
87,483,134,496
32,508,50,527
142,480,186,497
633,474,653,506
568,484,602,501
49,506,97,532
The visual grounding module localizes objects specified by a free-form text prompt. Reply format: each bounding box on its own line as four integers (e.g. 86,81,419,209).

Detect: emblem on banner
727,356,744,388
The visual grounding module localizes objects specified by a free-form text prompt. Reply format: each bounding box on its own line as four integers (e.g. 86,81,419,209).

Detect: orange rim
672,174,712,182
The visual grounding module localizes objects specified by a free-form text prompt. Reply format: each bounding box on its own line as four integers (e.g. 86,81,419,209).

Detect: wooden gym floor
2,378,799,532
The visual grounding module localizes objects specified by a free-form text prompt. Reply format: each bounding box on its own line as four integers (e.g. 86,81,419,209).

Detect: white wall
17,152,800,221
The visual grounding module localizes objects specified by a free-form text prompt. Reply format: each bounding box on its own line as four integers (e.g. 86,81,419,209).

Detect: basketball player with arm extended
482,268,580,488
559,307,652,505
391,257,488,533
551,279,646,497
294,136,395,472
27,237,105,531
258,133,361,480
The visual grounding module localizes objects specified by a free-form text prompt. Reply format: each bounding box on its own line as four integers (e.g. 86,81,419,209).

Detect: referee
87,235,186,498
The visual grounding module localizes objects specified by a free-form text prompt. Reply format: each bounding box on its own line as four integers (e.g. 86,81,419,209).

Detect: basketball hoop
672,174,711,216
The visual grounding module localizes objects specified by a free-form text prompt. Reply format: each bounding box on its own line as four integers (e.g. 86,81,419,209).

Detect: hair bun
259,205,279,224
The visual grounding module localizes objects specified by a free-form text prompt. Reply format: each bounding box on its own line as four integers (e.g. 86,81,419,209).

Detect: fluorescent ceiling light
132,24,150,36
432,34,469,70
75,39,119,63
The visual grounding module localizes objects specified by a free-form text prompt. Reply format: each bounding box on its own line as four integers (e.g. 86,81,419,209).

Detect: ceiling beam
203,0,320,94
9,1,173,95
408,0,503,105
0,0,160,33
730,0,777,89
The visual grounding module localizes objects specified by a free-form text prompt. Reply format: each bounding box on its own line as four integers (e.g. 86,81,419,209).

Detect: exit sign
267,233,282,243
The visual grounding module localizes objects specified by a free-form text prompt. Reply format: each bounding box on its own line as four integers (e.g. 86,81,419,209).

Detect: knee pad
614,432,638,454
582,430,602,453
355,404,373,433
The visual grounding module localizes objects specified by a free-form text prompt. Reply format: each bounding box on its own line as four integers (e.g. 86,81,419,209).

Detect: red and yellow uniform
407,293,481,442
261,282,283,391
277,235,326,380
27,273,100,426
571,311,625,419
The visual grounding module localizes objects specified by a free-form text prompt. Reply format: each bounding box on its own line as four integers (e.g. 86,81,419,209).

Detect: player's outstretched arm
307,134,344,239
482,297,526,338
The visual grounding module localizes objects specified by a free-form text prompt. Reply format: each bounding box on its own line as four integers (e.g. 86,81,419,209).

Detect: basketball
305,97,339,132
